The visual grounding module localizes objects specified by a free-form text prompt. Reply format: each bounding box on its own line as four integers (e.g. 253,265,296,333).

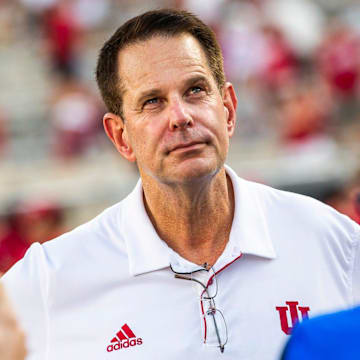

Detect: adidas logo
106,324,143,352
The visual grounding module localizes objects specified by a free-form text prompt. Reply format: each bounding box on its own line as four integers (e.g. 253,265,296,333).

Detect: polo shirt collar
120,179,171,276
225,165,276,260
121,165,276,276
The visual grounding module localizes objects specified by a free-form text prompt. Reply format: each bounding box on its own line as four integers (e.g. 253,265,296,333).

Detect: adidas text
107,338,143,352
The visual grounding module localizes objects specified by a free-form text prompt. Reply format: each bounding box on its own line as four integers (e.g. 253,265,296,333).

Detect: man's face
105,33,236,185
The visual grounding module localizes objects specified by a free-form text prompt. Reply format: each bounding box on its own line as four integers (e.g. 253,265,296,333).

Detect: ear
103,113,136,162
222,82,237,137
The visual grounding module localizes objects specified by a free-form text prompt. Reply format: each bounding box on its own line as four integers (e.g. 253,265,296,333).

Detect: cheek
200,106,228,138
207,114,231,153
128,121,164,157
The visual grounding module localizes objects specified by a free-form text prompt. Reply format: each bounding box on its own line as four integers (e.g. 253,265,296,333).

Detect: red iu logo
275,301,310,335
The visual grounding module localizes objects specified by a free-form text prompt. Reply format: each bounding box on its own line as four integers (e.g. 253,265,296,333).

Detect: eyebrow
135,75,211,107
184,75,210,88
136,89,162,108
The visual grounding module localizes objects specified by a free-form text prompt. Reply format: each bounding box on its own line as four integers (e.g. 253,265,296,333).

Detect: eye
189,86,203,95
144,98,158,106
142,97,160,110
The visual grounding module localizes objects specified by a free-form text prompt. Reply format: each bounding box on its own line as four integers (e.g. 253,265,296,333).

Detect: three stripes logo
107,324,143,352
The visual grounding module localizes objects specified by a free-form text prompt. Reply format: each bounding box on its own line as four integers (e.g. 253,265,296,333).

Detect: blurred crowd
0,199,65,273
0,0,360,271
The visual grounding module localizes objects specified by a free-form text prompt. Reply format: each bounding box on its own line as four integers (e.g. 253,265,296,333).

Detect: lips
170,141,204,152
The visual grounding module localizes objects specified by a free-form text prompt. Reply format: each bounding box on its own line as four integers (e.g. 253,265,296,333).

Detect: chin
167,158,222,185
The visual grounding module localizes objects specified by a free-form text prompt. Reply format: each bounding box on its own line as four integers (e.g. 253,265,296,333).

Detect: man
0,282,26,360
2,9,360,360
281,306,360,359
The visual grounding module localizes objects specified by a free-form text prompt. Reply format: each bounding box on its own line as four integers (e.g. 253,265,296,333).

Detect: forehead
117,34,213,101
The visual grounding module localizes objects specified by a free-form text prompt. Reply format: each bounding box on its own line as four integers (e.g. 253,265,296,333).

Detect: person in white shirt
2,9,360,360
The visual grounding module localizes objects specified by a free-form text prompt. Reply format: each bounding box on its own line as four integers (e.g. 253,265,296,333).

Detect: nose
168,98,193,131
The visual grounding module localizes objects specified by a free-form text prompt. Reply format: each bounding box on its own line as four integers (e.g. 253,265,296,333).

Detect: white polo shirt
2,166,360,360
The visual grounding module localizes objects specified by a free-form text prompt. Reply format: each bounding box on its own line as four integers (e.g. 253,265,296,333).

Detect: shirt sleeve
1,242,49,360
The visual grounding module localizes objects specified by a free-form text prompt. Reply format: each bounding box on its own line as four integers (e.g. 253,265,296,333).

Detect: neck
141,167,234,267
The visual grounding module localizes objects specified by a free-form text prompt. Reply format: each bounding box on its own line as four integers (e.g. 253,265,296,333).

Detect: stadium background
0,0,359,272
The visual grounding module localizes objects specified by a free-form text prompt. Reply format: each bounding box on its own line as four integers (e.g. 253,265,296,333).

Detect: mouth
170,141,205,153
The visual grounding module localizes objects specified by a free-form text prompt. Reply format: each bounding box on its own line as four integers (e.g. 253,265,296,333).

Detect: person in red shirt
0,201,65,273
